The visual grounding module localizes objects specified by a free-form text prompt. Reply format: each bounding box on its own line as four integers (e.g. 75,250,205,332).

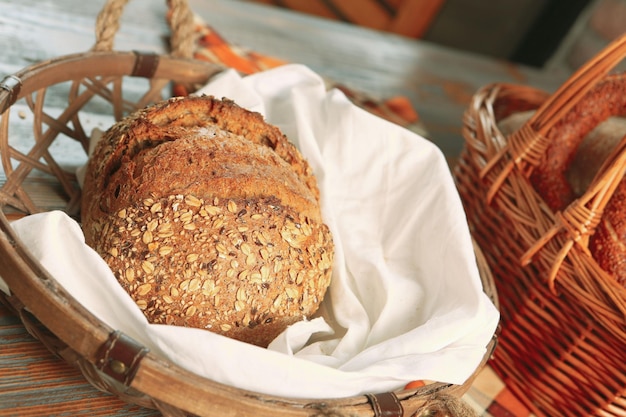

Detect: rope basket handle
92,0,195,58
481,33,626,203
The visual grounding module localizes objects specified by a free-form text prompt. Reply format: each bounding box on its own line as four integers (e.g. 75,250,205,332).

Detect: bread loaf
567,117,626,196
529,74,626,212
498,111,626,197
81,96,334,347
498,74,626,287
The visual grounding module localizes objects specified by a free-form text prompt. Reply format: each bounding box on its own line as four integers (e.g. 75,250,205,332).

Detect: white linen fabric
3,64,499,399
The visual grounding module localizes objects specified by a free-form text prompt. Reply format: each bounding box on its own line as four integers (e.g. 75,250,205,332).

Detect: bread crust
81,96,333,346
590,182,626,287
530,74,626,211
522,74,626,287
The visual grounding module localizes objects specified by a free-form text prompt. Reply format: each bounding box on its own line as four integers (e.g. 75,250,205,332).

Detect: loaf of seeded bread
81,96,334,347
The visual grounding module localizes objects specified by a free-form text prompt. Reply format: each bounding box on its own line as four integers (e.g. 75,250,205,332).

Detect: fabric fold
3,64,499,399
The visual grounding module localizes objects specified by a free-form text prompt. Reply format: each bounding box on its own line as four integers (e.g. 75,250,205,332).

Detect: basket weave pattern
0,1,498,416
454,35,626,416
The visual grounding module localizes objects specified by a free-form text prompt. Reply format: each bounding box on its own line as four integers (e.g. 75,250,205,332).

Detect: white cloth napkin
3,64,499,399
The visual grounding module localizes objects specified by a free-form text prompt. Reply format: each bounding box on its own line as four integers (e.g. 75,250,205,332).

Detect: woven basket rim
453,35,626,417
456,80,626,417
0,51,499,417
465,79,626,303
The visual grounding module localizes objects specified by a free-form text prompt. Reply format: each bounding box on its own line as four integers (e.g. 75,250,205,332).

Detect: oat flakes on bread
81,96,334,347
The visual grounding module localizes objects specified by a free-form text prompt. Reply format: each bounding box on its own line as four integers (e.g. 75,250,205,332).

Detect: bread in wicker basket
0,1,500,416
454,33,626,417
0,54,499,417
498,106,626,288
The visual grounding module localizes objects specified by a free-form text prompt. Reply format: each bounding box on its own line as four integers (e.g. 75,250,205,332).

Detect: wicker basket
454,34,626,416
0,0,498,416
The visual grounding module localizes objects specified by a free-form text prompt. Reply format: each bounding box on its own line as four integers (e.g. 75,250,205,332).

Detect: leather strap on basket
92,0,195,58
131,51,160,78
96,330,149,386
366,392,403,417
0,75,22,114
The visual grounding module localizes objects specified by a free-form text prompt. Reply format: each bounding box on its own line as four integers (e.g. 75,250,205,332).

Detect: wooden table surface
0,0,562,415
0,0,565,157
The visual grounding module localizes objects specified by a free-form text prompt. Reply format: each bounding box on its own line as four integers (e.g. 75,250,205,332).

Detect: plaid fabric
0,301,532,417
0,302,160,417
463,366,536,417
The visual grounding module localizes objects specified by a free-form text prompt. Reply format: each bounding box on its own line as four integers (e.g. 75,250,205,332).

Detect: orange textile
0,300,534,417
246,0,444,38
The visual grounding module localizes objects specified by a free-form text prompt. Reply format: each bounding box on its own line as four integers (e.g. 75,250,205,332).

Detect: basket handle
92,0,195,58
483,35,626,292
480,33,626,203
521,132,626,291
